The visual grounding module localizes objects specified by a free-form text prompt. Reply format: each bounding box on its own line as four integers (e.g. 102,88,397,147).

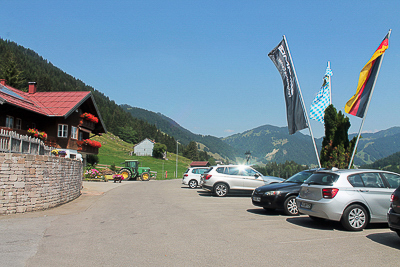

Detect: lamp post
245,151,251,165
176,140,179,178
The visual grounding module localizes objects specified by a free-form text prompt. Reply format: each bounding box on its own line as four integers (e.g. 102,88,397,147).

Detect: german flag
345,32,390,118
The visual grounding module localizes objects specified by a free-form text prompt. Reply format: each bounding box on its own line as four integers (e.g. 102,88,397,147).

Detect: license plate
300,202,312,209
253,196,261,202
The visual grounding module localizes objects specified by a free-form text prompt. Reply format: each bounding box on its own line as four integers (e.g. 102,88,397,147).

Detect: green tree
153,143,167,159
183,141,199,161
0,49,25,90
87,154,99,166
320,105,357,169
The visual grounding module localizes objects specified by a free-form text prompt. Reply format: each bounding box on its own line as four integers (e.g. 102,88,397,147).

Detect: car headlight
264,191,280,196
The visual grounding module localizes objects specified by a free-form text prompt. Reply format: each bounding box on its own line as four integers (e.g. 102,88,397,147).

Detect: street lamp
245,151,251,165
176,140,179,178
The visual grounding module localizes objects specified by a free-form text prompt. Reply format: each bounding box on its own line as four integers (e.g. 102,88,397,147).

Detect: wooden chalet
0,79,106,160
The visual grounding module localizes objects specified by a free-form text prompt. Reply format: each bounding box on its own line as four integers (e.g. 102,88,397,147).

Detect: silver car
201,165,284,197
296,168,400,231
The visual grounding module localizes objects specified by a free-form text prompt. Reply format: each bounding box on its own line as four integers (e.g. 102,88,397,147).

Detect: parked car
201,165,284,197
182,167,210,188
387,185,400,237
296,168,400,231
252,169,321,215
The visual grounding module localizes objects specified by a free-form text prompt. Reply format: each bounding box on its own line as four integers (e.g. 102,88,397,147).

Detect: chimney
28,82,37,94
0,79,6,86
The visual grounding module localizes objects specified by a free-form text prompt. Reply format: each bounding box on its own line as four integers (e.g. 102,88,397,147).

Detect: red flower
83,139,102,148
81,112,99,123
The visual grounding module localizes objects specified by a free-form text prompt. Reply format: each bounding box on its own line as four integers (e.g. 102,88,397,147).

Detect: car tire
214,183,229,197
341,204,369,231
283,196,299,216
188,180,198,189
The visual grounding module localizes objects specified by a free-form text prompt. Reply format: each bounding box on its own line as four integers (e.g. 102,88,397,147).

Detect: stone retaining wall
0,153,83,215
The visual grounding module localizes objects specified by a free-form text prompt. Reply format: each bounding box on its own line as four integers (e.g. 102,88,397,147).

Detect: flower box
80,112,99,123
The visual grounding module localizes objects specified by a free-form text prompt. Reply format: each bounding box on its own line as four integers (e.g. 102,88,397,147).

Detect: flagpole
283,35,321,168
328,61,332,105
348,29,391,169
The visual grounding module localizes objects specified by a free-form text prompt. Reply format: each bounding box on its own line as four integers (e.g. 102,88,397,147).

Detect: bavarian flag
345,31,390,118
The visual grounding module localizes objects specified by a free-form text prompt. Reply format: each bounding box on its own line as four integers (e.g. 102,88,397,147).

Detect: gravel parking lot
1,179,399,266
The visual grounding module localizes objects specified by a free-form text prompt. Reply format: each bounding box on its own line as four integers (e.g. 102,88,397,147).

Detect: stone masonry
0,153,83,215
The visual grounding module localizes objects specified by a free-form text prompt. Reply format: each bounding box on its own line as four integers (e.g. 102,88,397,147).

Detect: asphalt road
1,179,400,267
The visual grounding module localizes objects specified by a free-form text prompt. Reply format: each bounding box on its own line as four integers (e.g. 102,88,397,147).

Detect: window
359,173,385,188
58,124,68,138
304,173,339,186
348,174,365,187
6,116,14,128
381,173,400,189
71,126,78,139
79,131,83,140
15,118,22,129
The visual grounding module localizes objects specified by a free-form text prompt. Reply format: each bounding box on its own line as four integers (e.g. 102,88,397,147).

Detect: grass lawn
92,133,192,179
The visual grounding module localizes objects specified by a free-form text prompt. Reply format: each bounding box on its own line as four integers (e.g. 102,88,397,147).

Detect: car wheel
341,204,369,231
214,183,229,197
283,196,299,216
188,180,198,189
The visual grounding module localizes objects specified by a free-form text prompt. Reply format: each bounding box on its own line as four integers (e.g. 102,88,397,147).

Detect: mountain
223,125,400,166
2,38,399,167
120,104,400,166
361,151,400,173
120,105,238,162
350,127,400,165
223,125,318,166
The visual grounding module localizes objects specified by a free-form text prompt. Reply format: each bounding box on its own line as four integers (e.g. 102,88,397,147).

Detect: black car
388,185,400,237
251,169,320,215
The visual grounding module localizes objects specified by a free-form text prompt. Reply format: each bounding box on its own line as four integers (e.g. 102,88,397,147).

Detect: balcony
80,119,95,130
76,140,99,154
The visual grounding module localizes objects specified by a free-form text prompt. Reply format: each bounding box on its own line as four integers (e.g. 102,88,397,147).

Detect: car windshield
284,171,313,183
303,172,339,186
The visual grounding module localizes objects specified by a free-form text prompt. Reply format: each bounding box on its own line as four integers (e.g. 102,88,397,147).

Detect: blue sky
1,1,399,138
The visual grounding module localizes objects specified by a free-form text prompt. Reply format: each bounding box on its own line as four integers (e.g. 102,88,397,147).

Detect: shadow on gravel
286,216,390,232
196,191,252,198
247,208,284,216
366,232,400,250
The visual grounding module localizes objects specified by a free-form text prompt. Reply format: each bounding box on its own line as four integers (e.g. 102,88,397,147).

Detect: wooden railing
0,129,55,155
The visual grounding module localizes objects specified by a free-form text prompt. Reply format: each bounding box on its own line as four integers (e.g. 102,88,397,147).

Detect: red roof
0,83,91,117
190,161,210,167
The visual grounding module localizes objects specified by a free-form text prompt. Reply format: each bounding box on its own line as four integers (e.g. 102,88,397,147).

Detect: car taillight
184,174,188,177
390,193,398,202
322,188,339,199
205,174,212,180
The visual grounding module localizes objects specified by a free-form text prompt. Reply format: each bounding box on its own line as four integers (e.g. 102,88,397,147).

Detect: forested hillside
2,38,400,167
223,125,318,166
361,151,400,174
0,38,177,152
121,105,238,161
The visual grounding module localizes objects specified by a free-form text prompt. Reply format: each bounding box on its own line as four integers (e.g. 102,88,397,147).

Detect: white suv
182,167,210,188
201,165,283,197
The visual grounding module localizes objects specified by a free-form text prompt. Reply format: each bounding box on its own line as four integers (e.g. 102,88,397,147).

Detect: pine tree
0,49,26,90
320,105,357,169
